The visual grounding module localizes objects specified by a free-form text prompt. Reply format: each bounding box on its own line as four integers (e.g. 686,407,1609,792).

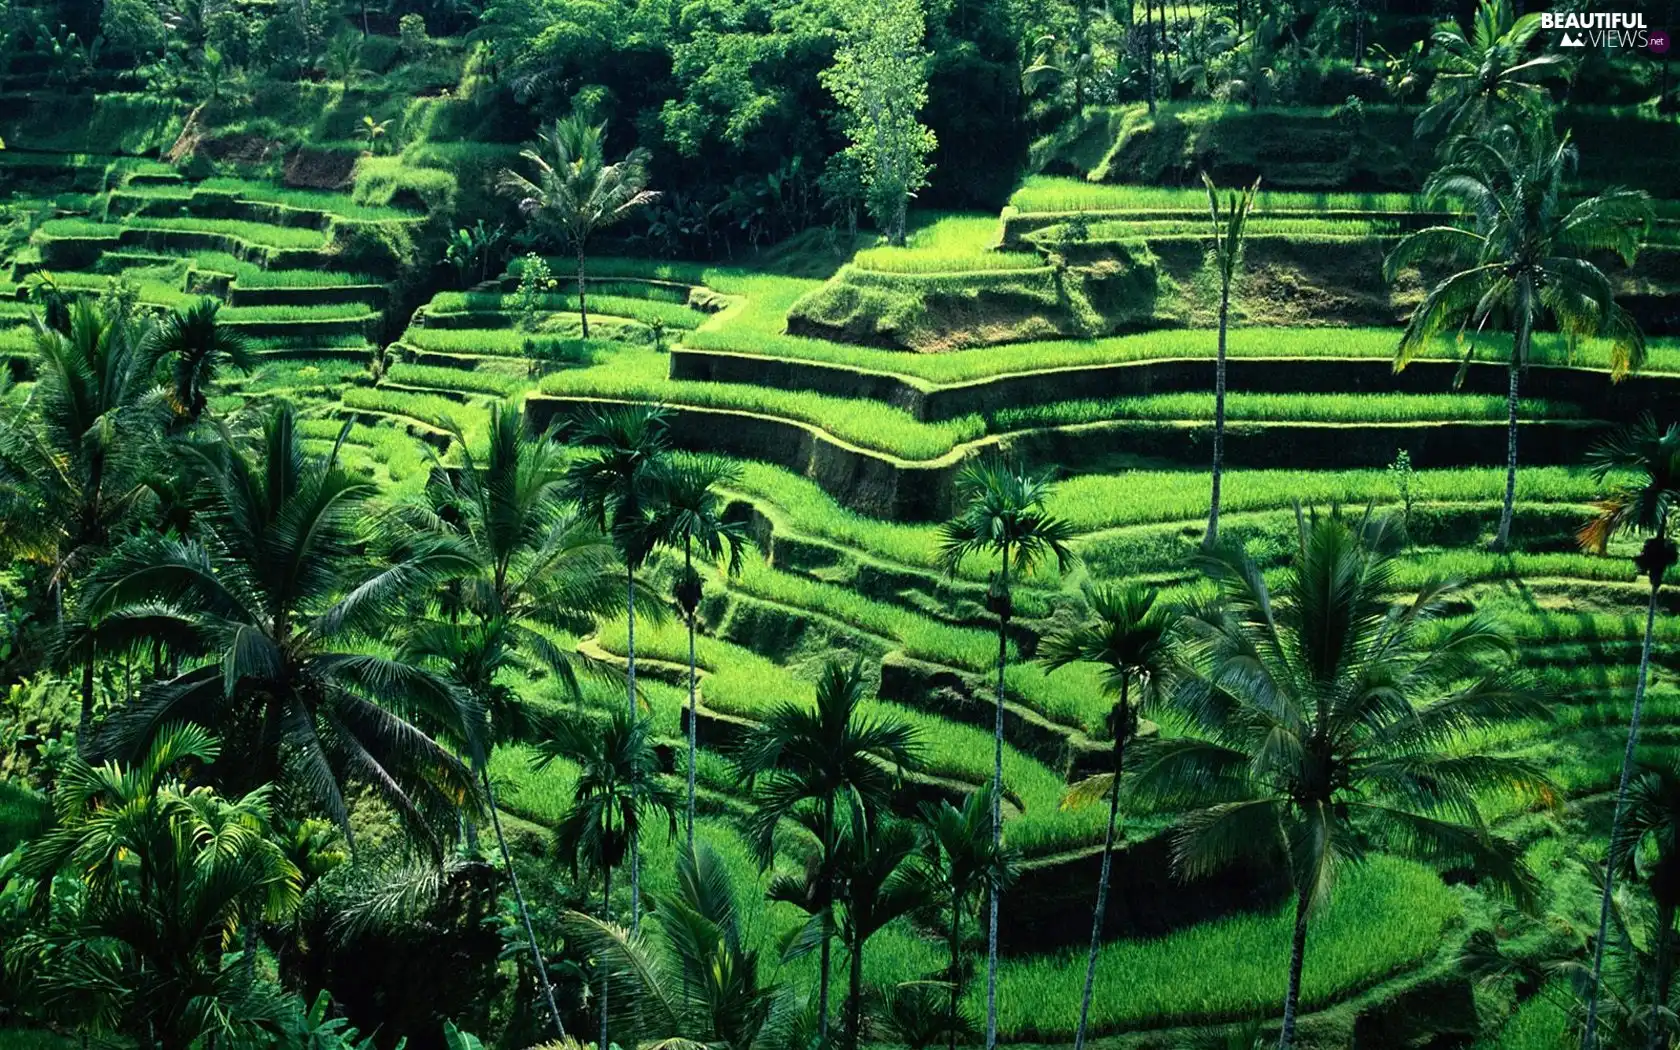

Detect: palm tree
559,839,802,1050
1386,121,1652,551
732,658,922,1041
78,405,481,848
1131,509,1550,1050
0,301,166,741
837,820,934,1050
565,402,674,932
653,452,747,846
1416,0,1568,138
1578,415,1680,1050
7,722,302,1048
401,402,623,1040
937,458,1073,1050
146,298,252,425
537,707,680,1050
498,112,660,338
1038,583,1179,1050
1199,174,1260,549
1605,763,1680,1050
918,787,1015,1050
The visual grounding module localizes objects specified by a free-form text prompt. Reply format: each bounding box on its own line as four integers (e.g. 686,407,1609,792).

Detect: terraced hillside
4,111,1678,1050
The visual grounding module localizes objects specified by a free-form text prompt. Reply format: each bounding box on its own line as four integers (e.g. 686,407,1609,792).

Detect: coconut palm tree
146,298,252,425
653,452,747,846
400,402,623,1040
918,787,1015,1050
836,819,934,1050
6,722,302,1049
559,839,803,1050
1578,415,1680,1050
1416,0,1569,138
732,658,922,1041
537,707,680,1050
1386,121,1652,551
565,401,674,932
77,404,481,849
1605,763,1680,1050
1038,583,1179,1050
937,457,1073,1050
0,300,167,741
498,112,660,338
1200,174,1260,549
1131,509,1551,1050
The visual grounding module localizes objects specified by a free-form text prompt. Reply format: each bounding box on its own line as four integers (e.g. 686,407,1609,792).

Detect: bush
352,156,457,215
326,219,418,275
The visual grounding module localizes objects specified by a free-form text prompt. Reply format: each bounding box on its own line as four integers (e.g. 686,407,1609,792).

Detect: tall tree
401,402,623,1040
1386,122,1651,550
918,788,1015,1050
146,298,251,425
836,820,933,1050
732,658,922,1041
0,301,166,742
1416,0,1568,138
538,707,680,1050
79,405,480,848
6,722,302,1049
1132,509,1550,1050
938,459,1073,1050
821,0,938,246
1200,174,1260,549
565,402,674,932
1038,583,1178,1050
1579,415,1680,1050
499,113,660,338
1607,763,1680,1050
653,453,747,847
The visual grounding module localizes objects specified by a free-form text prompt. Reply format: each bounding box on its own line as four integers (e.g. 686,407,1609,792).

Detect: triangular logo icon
1560,32,1586,46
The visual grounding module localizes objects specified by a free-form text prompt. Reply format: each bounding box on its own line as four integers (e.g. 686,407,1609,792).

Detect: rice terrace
0,1,1677,1049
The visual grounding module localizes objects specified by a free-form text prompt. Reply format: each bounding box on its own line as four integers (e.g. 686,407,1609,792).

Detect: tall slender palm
837,820,934,1050
1038,583,1179,1050
537,707,680,1050
1200,174,1260,548
654,453,747,846
565,402,674,933
1416,0,1568,138
937,458,1073,1050
146,297,252,424
1607,763,1680,1050
1132,509,1550,1050
559,839,801,1050
77,405,480,848
1578,415,1680,1050
0,301,166,741
7,722,302,1049
498,112,660,338
1386,122,1652,551
732,658,923,1041
918,787,1015,1050
401,402,623,1040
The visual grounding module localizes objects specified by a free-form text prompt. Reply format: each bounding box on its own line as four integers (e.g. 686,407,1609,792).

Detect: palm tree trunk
986,548,1010,1050
685,568,699,851
78,651,95,755
1651,898,1676,1050
1584,570,1665,1050
1204,281,1230,548
1278,883,1312,1050
1073,682,1128,1050
600,863,612,1050
849,933,865,1050
486,770,566,1039
948,900,963,1050
577,246,590,339
625,566,642,934
1144,0,1156,113
820,790,836,1040
1496,357,1520,551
